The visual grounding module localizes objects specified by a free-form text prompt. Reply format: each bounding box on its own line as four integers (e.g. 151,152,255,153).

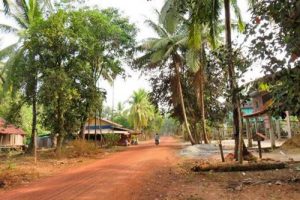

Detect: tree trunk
199,46,209,144
246,119,252,147
195,69,209,144
27,78,38,163
31,93,37,163
79,121,85,139
55,96,65,154
173,54,196,145
79,104,89,139
56,134,64,155
224,0,248,163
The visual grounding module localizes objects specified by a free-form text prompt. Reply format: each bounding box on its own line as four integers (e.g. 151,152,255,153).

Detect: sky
0,0,261,108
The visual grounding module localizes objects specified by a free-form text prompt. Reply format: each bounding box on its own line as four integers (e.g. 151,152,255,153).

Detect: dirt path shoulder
0,136,181,200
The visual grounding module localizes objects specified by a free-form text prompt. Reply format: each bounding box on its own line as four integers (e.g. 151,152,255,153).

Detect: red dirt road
0,137,181,200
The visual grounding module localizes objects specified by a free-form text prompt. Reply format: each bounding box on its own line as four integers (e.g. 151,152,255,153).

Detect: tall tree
0,0,46,158
160,0,250,160
23,9,136,153
135,17,196,144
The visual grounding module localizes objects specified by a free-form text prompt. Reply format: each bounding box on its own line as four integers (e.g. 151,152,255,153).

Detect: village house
0,118,25,149
84,117,140,146
241,70,298,148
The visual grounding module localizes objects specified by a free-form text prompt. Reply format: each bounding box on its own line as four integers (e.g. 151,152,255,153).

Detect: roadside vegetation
0,0,300,197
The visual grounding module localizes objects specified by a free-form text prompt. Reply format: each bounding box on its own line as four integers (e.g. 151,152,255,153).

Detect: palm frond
2,46,25,94
152,37,171,50
188,23,202,51
159,0,180,34
0,23,19,33
140,38,158,50
145,19,169,38
16,0,30,24
231,0,245,32
186,49,200,72
40,0,53,12
6,12,28,29
2,0,10,13
173,34,187,46
28,0,42,23
0,43,18,61
150,48,167,64
208,0,222,49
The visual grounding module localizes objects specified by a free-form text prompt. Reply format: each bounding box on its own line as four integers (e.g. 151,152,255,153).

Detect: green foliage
61,139,100,158
248,1,300,117
146,110,163,133
102,134,120,147
159,116,179,135
0,7,137,152
129,89,155,131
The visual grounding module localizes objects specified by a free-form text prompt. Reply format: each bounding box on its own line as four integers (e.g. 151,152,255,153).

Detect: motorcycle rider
154,133,160,145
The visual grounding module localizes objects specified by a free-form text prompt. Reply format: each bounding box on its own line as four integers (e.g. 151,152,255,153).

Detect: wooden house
0,118,25,149
84,117,140,146
242,68,298,148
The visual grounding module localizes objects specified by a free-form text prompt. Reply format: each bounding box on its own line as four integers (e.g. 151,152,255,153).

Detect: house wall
0,134,24,146
37,137,52,148
252,95,263,112
86,118,112,127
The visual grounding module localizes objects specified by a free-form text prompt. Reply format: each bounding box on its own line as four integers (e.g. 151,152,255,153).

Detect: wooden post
268,115,276,149
275,120,281,139
286,111,292,138
217,127,225,162
219,143,225,162
258,140,262,159
246,119,252,147
254,118,258,134
87,120,90,141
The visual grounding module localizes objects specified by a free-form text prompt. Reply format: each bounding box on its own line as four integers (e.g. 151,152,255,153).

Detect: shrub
61,139,100,158
102,134,120,148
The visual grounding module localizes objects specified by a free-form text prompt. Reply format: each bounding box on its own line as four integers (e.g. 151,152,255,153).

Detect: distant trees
128,89,155,132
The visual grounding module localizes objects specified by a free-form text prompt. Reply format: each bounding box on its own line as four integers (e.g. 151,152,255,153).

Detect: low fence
208,119,300,141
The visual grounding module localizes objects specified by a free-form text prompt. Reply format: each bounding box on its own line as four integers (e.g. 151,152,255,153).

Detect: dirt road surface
0,137,181,200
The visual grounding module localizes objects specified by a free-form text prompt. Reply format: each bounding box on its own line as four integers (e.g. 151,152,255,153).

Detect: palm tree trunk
199,67,209,144
173,54,196,145
224,0,247,163
200,44,209,144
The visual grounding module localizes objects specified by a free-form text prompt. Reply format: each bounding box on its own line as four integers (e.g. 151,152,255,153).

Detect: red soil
0,137,180,200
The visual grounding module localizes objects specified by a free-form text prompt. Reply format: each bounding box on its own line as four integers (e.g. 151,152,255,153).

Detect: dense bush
61,140,100,158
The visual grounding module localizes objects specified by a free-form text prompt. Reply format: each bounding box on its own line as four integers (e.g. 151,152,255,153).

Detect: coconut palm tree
135,16,197,144
160,1,225,144
1,0,52,14
160,0,250,161
129,89,155,131
0,0,45,156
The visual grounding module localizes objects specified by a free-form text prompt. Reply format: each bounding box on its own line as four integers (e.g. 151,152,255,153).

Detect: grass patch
0,167,39,189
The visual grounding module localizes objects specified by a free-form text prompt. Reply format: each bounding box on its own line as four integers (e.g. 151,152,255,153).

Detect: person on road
154,133,160,145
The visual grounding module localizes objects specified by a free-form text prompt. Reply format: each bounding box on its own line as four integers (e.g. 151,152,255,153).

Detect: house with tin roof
0,118,25,149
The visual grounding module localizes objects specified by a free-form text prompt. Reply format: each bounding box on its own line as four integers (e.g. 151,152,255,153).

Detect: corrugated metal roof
0,118,26,135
